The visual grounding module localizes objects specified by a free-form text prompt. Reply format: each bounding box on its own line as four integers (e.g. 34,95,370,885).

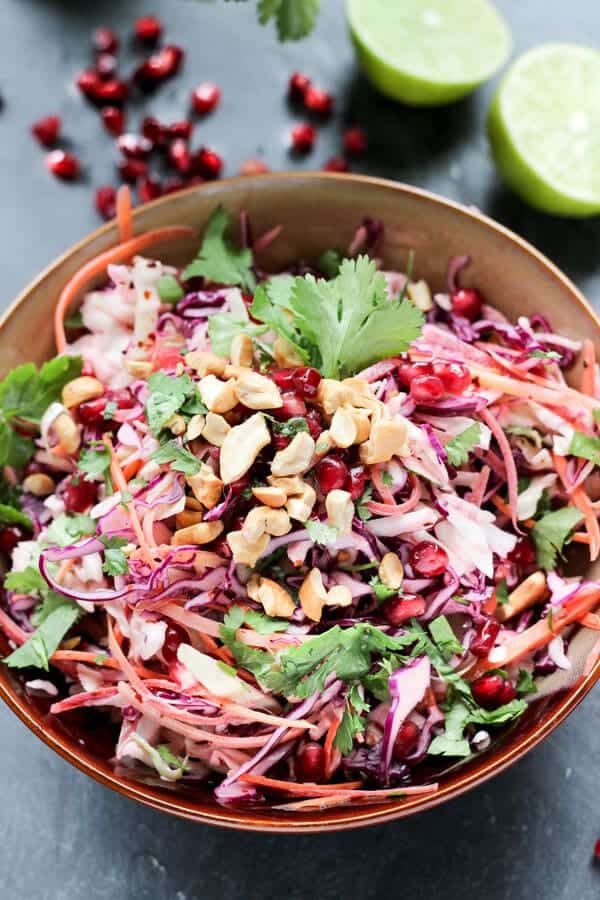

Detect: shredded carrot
50,649,157,678
480,407,520,531
483,592,497,616
239,773,364,796
103,434,155,566
554,452,600,561
55,557,77,583
116,185,133,243
581,339,597,397
122,457,144,481
53,224,196,353
579,612,600,631
323,712,342,775
371,465,395,504
469,364,598,412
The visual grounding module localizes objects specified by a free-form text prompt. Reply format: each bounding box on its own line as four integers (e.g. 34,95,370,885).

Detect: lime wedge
488,44,600,217
346,0,512,106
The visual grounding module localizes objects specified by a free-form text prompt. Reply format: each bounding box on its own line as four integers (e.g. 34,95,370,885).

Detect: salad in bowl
1,191,599,814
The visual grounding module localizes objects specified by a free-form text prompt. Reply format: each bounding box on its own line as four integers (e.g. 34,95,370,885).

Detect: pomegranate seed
77,397,108,426
135,15,163,45
451,288,483,321
345,465,367,500
593,840,600,862
273,391,307,420
118,158,148,183
499,682,517,704
76,69,102,98
117,133,153,159
304,86,334,117
138,175,162,203
272,369,296,392
288,72,311,102
162,175,187,195
343,127,368,156
31,115,61,147
101,106,125,136
0,526,23,555
239,158,270,176
142,116,168,145
290,123,316,153
508,537,537,567
46,150,79,180
410,541,448,577
315,457,348,493
272,434,291,451
471,674,506,710
409,374,445,403
305,409,323,440
382,595,425,626
193,147,222,180
168,120,194,141
95,185,117,220
168,139,192,175
292,366,321,399
63,478,96,513
470,620,501,658
191,82,221,115
162,623,189,665
229,475,251,496
397,361,433,387
94,79,129,106
295,742,326,782
323,156,349,172
111,389,136,411
92,27,119,54
95,53,117,80
134,45,184,88
392,721,419,760
432,361,470,394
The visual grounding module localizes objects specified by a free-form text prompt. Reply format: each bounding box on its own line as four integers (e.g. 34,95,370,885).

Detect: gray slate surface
1,1,600,898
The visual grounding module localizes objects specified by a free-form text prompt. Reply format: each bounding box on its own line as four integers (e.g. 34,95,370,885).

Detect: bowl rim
2,171,600,832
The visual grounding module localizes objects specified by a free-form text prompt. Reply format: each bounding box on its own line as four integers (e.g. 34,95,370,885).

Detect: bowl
1,173,599,832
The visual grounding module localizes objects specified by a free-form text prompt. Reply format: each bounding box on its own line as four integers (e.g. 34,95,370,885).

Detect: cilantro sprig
257,0,321,41
445,423,482,467
145,372,207,436
182,207,255,292
531,507,584,570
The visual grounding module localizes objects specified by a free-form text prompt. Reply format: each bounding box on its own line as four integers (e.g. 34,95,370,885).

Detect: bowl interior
1,173,600,831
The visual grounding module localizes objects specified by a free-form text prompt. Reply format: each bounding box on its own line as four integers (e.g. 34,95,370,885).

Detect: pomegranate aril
295,742,326,782
229,475,251,495
392,720,419,760
343,127,368,156
76,69,102,98
397,361,434,387
288,71,311,102
293,366,321,399
432,361,470,394
0,526,24,555
92,27,119,54
168,139,192,175
273,392,307,420
345,465,367,501
272,369,296,392
509,537,537,567
470,620,501,658
291,123,316,153
101,106,125,136
168,120,194,141
452,288,483,322
315,457,348,493
191,82,221,115
94,79,129,106
77,397,108,426
409,374,445,403
162,622,189,665
193,147,222,180
95,53,117,80
323,156,349,172
135,14,163,45
111,389,136,410
410,541,448,577
117,133,153,159
31,115,61,147
239,158,270,176
142,116,168,145
499,682,517,705
63,478,96,513
138,176,162,203
118,158,148,183
304,86,334,116
95,186,117,220
46,150,79,180
471,674,506,710
305,409,323,440
273,434,291,451
382,594,425,626
134,45,184,88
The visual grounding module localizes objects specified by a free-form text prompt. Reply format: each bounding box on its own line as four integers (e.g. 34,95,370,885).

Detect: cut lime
488,44,600,217
346,0,512,107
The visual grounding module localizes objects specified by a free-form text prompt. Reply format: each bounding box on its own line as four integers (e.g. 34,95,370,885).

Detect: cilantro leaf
569,432,600,467
145,373,205,435
445,423,481,467
506,425,542,446
100,534,129,576
529,349,561,360
257,0,320,41
151,440,201,475
369,575,397,602
46,514,96,547
5,566,47,596
102,400,118,421
304,519,338,546
356,484,373,521
243,608,290,634
157,274,184,304
182,207,255,291
427,700,471,758
495,579,509,606
531,507,584,570
207,314,268,357
429,616,463,659
250,278,311,365
265,415,309,437
318,249,343,278
0,423,35,468
516,668,537,696
157,744,189,772
219,608,275,685
78,443,111,482
334,684,369,755
381,471,393,487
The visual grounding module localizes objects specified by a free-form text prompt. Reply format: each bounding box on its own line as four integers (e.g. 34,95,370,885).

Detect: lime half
488,44,600,217
346,0,512,106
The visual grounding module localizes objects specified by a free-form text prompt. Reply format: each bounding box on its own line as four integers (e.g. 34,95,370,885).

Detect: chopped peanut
348,408,371,443
53,412,80,454
185,496,203,511
286,482,316,522
496,571,547,623
175,509,204,528
172,521,223,546
407,279,433,312
22,473,54,497
267,475,306,495
202,413,231,447
62,376,104,409
166,413,186,436
242,505,291,542
185,350,227,377
317,379,353,415
378,552,404,590
360,417,409,465
187,464,223,509
198,375,238,414
273,336,305,367
271,431,315,477
313,430,334,458
220,413,271,484
247,575,295,618
326,584,353,608
234,370,283,410
227,530,270,566
185,414,206,442
230,333,254,368
326,489,354,535
124,359,152,379
330,407,358,448
299,567,329,622
252,485,287,508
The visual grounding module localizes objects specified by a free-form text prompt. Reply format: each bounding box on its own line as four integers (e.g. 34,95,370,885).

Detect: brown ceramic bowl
1,173,599,832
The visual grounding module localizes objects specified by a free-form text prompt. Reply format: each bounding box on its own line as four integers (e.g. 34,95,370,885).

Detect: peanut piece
330,407,358,448
316,379,353,415
124,359,152,379
22,473,54,497
242,506,291,542
496,571,547,623
378,552,404,590
62,376,104,409
234,370,282,410
175,509,204,529
299,567,328,622
199,375,238,414
252,485,287,508
326,489,354,536
227,530,270,566
220,413,271,484
185,414,206,442
172,521,223,546
230,333,254,368
326,584,353,608
271,431,315,477
286,482,316,522
185,351,227,377
273,336,305,368
53,412,80,454
407,280,433,312
202,413,230,447
360,418,409,465
247,575,295,618
187,464,223,510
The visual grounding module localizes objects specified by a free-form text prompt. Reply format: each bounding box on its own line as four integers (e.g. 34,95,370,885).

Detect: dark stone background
1,1,600,897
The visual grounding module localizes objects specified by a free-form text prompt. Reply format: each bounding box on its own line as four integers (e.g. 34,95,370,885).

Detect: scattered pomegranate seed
432,361,470,394
345,465,367,500
31,115,61,147
46,150,79,180
95,185,117,220
288,71,311,102
470,620,501,658
410,541,448,577
117,133,153,158
193,147,222,180
162,623,189,665
63,478,96,513
343,127,368,156
323,156,349,172
305,409,323,440
0,526,23,555
393,721,420,760
77,397,108,426
95,53,117,80
141,116,168,145
135,14,163,45
111,388,136,411
292,366,321,398
410,374,445,403
99,107,123,138
471,674,507,710
593,839,600,862
168,138,192,175
76,69,102,98
92,27,119,55
316,457,349,493
191,82,221,115
397,361,433,387
451,288,483,321
169,120,194,140
138,175,163,203
134,44,184,88
273,392,307,420
95,79,129,105
117,158,148,183
382,595,426,626
291,123,316,153
239,158,270,176
304,86,334,117
295,742,326,782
